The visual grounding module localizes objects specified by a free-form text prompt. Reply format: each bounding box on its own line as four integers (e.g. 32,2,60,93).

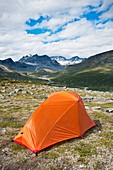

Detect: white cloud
0,0,113,60
97,0,113,12
57,19,94,39
99,5,113,20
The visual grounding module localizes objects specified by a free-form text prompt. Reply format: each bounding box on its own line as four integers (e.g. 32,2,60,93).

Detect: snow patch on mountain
50,56,85,66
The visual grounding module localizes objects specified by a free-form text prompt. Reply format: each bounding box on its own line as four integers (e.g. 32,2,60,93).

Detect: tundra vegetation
0,79,113,170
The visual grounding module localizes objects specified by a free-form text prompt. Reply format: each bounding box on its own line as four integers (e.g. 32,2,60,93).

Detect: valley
1,50,113,91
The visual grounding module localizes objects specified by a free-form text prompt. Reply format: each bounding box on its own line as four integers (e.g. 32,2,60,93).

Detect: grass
41,151,59,159
97,102,113,108
75,142,97,157
85,101,113,108
0,117,23,128
11,143,26,152
91,111,113,123
100,131,113,147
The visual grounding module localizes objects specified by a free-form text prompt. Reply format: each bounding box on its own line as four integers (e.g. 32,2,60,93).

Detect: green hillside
0,65,48,84
52,50,113,91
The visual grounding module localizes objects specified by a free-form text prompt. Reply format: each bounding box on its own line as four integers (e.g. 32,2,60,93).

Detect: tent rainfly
13,91,96,154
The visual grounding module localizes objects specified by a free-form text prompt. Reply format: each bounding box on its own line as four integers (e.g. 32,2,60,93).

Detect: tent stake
35,152,38,156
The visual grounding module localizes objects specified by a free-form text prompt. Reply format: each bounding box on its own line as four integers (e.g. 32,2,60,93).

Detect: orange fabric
14,91,96,153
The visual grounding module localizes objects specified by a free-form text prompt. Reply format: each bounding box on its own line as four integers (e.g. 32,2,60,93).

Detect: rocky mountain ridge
0,54,85,72
0,55,64,71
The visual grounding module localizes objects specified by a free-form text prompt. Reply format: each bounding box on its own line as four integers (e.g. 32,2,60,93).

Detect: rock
15,88,22,93
2,147,9,155
85,106,93,114
105,108,113,113
8,91,12,95
84,87,89,90
1,90,6,93
109,130,113,134
22,90,27,94
79,164,84,168
92,106,101,110
82,95,94,102
1,128,6,134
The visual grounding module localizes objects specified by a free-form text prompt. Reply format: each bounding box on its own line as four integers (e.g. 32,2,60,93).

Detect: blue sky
0,0,113,60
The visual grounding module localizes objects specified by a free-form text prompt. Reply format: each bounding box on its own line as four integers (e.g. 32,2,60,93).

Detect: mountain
50,56,85,65
0,55,64,72
19,54,64,70
0,55,85,72
52,50,113,91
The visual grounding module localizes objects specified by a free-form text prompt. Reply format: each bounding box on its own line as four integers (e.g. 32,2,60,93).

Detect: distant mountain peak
19,54,51,63
50,56,85,65
3,58,14,63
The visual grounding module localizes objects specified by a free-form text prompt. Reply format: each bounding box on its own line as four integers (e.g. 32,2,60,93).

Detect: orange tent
13,91,96,153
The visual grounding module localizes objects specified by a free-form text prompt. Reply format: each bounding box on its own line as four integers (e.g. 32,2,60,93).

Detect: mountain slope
0,64,48,84
63,50,113,73
0,58,36,72
52,50,113,91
